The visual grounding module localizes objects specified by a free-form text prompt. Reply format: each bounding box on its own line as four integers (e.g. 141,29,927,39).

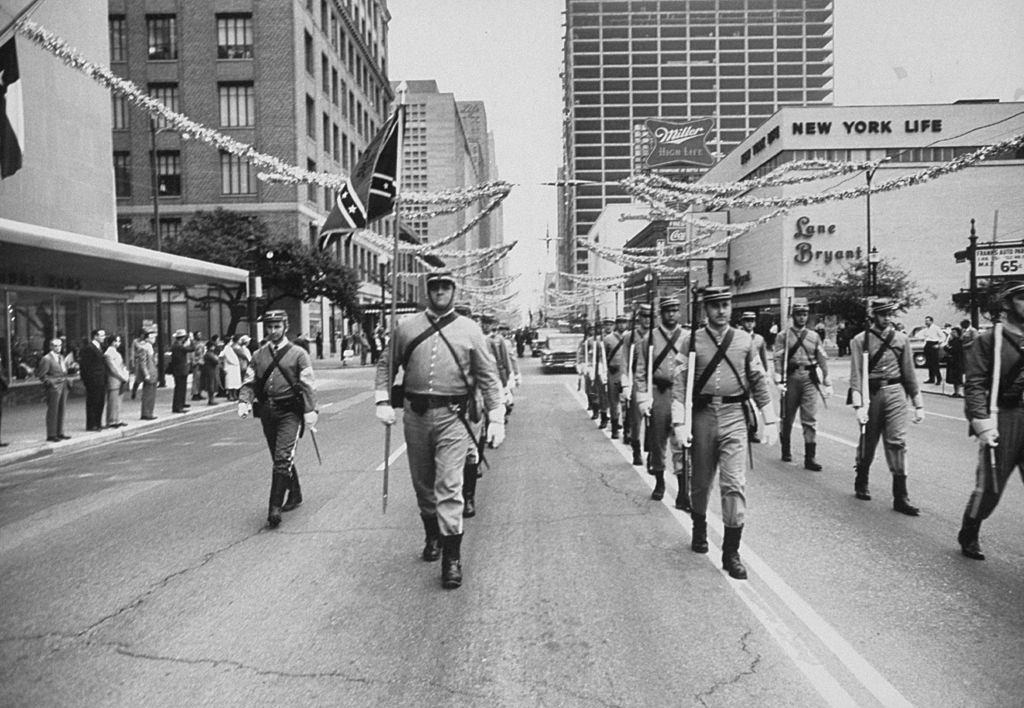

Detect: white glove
761,422,778,446
237,402,252,418
304,411,319,429
978,428,999,448
638,394,652,418
487,421,506,448
855,407,869,426
620,386,632,404
515,373,522,388
777,383,787,395
913,407,925,424
672,423,692,448
823,384,834,398
503,387,514,406
375,404,396,426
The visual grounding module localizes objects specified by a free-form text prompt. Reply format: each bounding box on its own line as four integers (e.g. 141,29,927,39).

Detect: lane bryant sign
791,216,862,266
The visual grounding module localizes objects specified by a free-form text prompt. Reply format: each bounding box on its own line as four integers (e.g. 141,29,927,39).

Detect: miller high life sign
644,117,716,168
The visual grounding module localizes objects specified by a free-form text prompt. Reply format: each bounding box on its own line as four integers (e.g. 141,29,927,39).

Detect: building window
304,31,314,74
113,152,131,197
109,15,127,62
220,151,254,194
331,68,339,105
322,54,330,94
307,159,317,203
332,124,340,162
146,15,177,60
331,12,339,50
306,95,316,138
323,113,331,153
155,151,181,196
148,83,179,128
111,95,129,130
217,14,253,59
159,218,182,242
218,83,255,126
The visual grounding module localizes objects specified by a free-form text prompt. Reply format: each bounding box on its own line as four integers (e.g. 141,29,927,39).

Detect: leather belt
695,394,746,405
406,393,468,410
788,364,815,371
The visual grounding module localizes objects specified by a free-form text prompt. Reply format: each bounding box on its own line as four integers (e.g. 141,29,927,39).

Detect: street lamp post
868,246,880,298
149,120,167,387
865,166,878,297
379,255,389,333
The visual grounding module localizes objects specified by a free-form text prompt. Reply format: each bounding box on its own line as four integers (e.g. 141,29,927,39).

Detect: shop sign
0,269,83,290
974,245,1024,275
791,215,860,266
644,118,715,168
791,118,943,136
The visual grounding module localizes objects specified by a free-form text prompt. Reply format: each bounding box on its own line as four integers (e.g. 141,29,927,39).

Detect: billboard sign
645,118,716,168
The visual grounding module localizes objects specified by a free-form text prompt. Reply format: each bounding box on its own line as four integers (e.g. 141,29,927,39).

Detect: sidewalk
0,356,357,468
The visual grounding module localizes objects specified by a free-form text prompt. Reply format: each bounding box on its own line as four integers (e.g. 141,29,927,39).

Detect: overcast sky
387,0,1024,314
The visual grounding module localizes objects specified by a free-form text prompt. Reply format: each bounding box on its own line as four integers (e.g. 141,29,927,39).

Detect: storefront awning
0,218,248,293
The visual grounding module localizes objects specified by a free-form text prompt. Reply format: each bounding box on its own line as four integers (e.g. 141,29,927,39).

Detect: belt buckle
710,395,723,405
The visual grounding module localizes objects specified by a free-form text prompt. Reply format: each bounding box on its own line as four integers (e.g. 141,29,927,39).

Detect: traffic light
954,249,970,264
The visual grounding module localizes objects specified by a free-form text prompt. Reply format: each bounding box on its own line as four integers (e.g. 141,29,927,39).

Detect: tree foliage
121,208,360,335
807,257,929,326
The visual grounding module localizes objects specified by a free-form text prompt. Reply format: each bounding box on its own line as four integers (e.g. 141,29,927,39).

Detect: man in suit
169,329,194,413
78,329,107,431
37,338,71,442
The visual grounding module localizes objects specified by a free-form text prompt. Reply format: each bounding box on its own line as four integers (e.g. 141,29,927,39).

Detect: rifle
856,328,870,468
988,318,1003,487
682,286,698,448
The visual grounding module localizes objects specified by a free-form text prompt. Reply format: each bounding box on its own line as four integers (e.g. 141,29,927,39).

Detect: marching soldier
774,302,833,470
237,310,318,529
456,303,486,519
957,281,1024,560
621,305,651,465
637,297,685,502
672,287,778,580
576,325,600,420
848,298,924,515
482,313,514,425
375,271,504,589
603,315,629,439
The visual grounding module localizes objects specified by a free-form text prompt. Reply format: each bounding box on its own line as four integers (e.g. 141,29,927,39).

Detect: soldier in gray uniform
603,314,629,439
671,287,777,580
848,298,924,515
237,310,318,529
622,304,651,465
637,297,685,502
375,271,504,589
957,281,1024,560
774,302,832,470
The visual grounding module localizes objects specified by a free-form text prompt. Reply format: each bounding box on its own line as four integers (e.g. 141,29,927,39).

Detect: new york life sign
644,118,716,169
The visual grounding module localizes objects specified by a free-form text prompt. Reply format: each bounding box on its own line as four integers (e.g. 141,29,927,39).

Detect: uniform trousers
858,383,908,475
259,401,301,478
592,373,608,411
403,401,470,537
781,369,819,444
605,374,622,427
965,406,1024,521
690,402,748,527
648,386,683,475
627,387,643,447
44,382,68,438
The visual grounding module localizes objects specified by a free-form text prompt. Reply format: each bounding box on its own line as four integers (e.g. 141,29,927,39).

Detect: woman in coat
944,326,965,397
104,334,130,428
203,335,222,405
221,334,242,401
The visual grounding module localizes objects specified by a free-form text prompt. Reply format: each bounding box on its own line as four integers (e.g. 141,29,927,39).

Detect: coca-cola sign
644,118,716,168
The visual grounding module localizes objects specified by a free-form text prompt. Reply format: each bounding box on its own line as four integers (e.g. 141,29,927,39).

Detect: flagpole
383,94,407,514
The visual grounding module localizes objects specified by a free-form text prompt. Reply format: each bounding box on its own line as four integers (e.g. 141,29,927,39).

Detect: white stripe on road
0,481,166,555
564,382,914,708
376,442,407,471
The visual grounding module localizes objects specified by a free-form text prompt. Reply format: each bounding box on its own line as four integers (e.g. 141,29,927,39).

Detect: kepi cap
701,287,733,304
868,298,899,315
659,297,680,311
426,270,457,287
600,317,614,325
637,303,652,315
997,280,1024,303
740,311,757,320
259,309,289,323
791,301,810,314
615,313,628,323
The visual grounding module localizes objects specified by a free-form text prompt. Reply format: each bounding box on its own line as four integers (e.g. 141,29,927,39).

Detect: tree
122,208,360,335
807,257,929,326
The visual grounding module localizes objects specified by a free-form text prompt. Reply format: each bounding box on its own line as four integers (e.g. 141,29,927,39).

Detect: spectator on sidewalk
169,330,194,413
315,330,324,359
221,334,242,401
921,316,946,385
944,326,965,397
137,329,159,420
78,329,107,432
235,335,252,383
37,338,71,442
104,333,130,428
129,330,145,400
191,332,206,401
203,335,222,405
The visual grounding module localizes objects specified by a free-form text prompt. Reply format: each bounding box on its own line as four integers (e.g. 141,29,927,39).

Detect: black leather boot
599,412,609,429
674,472,691,512
650,472,665,501
282,467,303,511
957,512,985,560
721,525,748,579
854,465,871,500
803,443,822,471
611,421,620,439
462,461,478,518
267,473,289,528
441,533,463,589
690,512,708,553
780,433,792,462
631,441,643,466
892,475,920,516
421,516,442,561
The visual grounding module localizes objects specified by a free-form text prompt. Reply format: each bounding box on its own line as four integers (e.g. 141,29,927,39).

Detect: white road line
816,430,859,448
0,481,166,555
376,442,407,471
563,382,913,708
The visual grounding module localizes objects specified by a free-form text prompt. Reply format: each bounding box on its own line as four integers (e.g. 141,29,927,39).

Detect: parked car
540,333,584,373
531,328,563,357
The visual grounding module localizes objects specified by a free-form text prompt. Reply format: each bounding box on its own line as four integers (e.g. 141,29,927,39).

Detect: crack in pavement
694,628,763,706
